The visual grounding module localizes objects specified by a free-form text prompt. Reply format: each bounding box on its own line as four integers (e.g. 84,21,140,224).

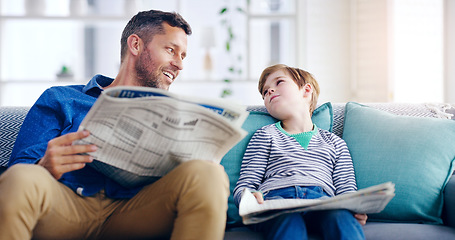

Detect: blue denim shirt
9,74,143,198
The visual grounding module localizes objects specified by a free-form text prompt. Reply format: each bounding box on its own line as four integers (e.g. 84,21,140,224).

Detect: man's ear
127,34,142,57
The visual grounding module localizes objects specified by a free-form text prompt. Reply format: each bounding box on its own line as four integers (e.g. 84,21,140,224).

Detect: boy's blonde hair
258,64,320,115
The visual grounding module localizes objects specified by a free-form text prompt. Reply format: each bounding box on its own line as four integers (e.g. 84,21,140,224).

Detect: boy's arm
233,128,270,206
332,136,357,195
332,136,369,224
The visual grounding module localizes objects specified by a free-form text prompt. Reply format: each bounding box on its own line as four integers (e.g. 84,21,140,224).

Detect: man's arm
9,87,97,179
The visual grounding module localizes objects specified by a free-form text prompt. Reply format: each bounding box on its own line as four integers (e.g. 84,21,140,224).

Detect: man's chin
143,76,172,90
165,77,174,86
162,79,174,90
157,82,170,91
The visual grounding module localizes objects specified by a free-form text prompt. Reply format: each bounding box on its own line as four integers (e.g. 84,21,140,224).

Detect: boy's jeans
252,186,365,240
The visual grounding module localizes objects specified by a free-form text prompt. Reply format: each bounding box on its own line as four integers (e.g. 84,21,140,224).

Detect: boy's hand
354,213,368,225
252,191,264,204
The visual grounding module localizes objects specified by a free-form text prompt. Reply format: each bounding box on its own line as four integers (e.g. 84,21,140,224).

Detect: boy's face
261,70,306,120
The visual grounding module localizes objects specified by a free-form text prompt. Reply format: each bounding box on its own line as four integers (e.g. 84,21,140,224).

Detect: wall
300,0,353,104
446,0,455,103
0,0,449,106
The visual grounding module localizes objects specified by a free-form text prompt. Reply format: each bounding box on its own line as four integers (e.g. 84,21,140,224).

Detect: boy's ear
303,83,313,98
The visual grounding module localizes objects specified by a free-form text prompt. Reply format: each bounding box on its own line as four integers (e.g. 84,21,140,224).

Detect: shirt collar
82,74,114,96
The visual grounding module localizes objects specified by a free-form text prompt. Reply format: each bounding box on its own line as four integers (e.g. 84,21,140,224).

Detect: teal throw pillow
221,102,333,227
342,102,455,224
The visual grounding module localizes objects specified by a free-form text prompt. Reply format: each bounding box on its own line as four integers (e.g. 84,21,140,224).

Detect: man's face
135,23,188,90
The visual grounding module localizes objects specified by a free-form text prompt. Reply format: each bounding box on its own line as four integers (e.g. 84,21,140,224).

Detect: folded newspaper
239,182,395,225
75,86,249,188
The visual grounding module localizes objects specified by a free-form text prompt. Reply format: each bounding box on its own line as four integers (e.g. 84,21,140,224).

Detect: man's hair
120,9,192,62
258,64,320,115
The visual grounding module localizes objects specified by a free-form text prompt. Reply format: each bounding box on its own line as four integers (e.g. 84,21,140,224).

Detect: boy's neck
280,115,314,134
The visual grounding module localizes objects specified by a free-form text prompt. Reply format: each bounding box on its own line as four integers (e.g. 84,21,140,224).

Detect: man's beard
135,50,165,89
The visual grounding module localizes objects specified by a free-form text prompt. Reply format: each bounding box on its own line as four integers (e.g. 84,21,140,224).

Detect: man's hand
354,213,368,225
38,130,97,180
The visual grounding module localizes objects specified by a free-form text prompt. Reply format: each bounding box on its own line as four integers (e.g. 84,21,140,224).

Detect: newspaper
75,86,249,188
239,182,395,225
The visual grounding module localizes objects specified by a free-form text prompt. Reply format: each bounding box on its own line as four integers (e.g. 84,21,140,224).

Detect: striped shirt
233,123,357,207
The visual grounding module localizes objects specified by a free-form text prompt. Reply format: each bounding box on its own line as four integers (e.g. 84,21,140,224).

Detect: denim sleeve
8,88,65,166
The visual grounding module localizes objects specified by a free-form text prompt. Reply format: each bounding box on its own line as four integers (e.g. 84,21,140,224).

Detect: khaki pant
0,160,229,240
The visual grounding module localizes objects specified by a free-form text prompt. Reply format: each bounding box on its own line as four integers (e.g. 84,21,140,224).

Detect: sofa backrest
0,107,29,167
0,103,453,168
248,102,453,137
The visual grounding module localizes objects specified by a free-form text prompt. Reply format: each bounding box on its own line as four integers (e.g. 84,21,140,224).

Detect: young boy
233,64,367,240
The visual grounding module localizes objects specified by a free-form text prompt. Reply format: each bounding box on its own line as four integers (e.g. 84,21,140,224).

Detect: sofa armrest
444,175,455,228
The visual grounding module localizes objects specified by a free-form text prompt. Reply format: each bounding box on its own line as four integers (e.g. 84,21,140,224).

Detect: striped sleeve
233,126,271,207
328,132,357,195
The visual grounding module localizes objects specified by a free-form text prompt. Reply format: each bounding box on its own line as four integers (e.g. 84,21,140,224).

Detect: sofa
1,102,455,240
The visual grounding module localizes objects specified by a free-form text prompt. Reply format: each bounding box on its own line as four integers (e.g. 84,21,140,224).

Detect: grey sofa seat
225,223,455,240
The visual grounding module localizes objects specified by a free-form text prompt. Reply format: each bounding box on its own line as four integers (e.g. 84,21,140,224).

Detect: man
0,10,229,240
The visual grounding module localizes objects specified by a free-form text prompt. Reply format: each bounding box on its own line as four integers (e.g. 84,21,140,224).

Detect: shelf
248,13,296,19
0,79,88,84
0,15,130,22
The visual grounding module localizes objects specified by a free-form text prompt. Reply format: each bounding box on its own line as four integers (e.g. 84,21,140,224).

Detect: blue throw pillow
342,102,455,224
221,102,333,227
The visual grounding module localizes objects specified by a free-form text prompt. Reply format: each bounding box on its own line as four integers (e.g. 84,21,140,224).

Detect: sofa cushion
342,102,455,224
221,102,333,226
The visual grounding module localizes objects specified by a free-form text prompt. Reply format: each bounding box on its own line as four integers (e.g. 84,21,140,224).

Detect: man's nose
171,56,183,70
